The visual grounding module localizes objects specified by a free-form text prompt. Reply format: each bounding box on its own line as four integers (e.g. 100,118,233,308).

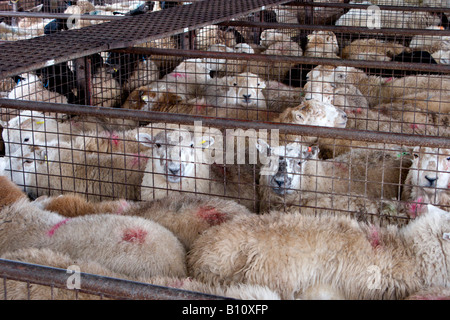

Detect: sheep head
137,129,215,183
280,99,348,129
224,72,267,109
256,139,319,195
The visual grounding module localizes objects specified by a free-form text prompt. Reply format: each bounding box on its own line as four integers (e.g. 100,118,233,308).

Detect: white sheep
259,29,292,48
335,2,441,29
1,110,104,156
0,176,186,280
304,30,340,59
34,191,253,251
136,124,258,212
401,146,450,217
409,26,450,53
256,141,410,214
187,203,450,300
7,73,68,105
3,139,145,201
341,38,406,61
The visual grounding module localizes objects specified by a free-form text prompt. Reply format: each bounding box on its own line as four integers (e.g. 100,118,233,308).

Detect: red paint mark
110,132,120,146
385,77,393,83
47,218,70,237
130,153,149,168
122,228,148,244
195,104,206,112
196,206,228,226
408,197,424,218
351,107,362,114
368,225,381,249
171,72,186,79
116,199,130,215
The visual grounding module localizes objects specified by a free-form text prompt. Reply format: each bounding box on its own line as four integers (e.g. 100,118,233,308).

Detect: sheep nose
243,94,251,101
274,177,285,187
425,175,438,186
169,168,180,175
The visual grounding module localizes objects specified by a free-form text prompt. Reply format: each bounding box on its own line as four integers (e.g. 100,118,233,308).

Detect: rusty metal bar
286,1,450,12
0,11,124,20
0,99,448,149
219,21,450,36
111,47,450,74
0,258,228,300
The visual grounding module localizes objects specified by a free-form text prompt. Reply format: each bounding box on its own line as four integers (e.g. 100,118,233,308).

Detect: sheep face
257,140,319,195
224,72,267,109
284,99,348,128
306,31,339,55
409,147,450,196
303,81,334,103
138,130,214,184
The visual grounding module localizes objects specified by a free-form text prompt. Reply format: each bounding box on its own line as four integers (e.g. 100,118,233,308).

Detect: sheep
404,286,450,300
117,56,160,94
341,38,407,62
7,73,68,105
3,140,146,202
256,141,410,215
0,175,187,279
246,40,303,82
198,72,268,120
1,110,105,156
136,124,258,212
409,26,450,53
34,192,252,251
401,146,450,217
335,2,441,29
262,80,304,112
259,29,292,48
304,31,340,59
194,25,244,51
187,203,450,300
432,49,450,64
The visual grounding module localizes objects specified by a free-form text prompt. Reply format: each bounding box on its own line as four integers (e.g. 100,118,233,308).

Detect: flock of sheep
0,0,449,300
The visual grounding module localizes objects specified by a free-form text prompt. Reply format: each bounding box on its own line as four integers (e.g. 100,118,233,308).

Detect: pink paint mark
368,225,381,249
408,197,424,218
47,218,70,237
116,199,130,215
385,77,393,83
129,153,149,168
196,206,228,226
110,132,120,147
333,161,348,171
171,72,186,79
122,228,148,244
195,104,206,112
351,107,362,114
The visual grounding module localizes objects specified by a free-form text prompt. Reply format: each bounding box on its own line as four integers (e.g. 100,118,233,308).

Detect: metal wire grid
0,0,449,300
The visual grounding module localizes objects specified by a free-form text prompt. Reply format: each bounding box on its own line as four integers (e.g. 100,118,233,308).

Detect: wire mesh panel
0,0,449,300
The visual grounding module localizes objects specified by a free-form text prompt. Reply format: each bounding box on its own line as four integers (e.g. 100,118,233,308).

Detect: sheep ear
303,145,319,159
136,132,153,147
255,138,271,154
0,120,7,128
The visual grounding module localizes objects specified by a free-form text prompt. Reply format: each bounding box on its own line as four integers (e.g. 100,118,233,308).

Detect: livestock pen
0,0,449,300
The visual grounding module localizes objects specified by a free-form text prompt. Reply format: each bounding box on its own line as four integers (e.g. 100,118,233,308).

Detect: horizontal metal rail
220,20,450,36
286,1,450,13
0,258,228,300
0,11,125,20
111,47,450,74
0,99,448,149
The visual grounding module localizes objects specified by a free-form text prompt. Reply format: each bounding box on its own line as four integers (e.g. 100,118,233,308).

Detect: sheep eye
233,83,237,86
413,153,419,159
156,143,161,148
297,161,302,166
23,138,29,142
446,156,450,161
257,83,261,86
190,143,194,148
23,160,33,164
297,114,303,119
